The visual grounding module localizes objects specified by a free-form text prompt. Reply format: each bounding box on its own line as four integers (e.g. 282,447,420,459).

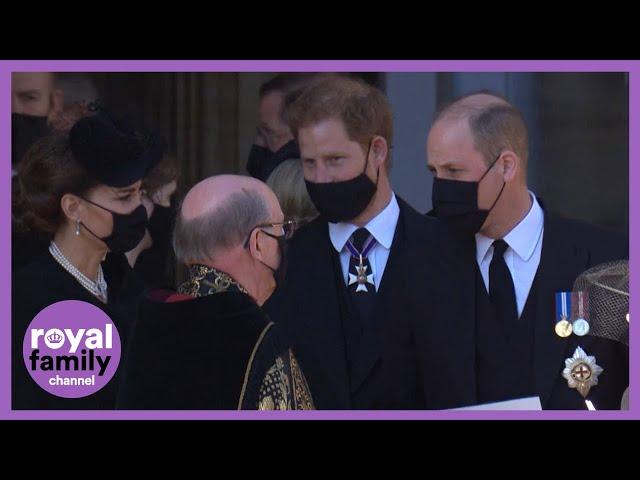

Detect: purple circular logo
22,300,121,398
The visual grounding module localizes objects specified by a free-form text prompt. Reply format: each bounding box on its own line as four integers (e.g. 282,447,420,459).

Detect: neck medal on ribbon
346,234,377,293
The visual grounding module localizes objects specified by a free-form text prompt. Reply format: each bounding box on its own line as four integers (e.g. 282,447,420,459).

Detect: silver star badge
348,263,374,293
562,346,604,398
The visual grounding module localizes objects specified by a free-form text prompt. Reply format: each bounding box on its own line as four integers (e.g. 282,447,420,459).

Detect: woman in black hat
12,109,162,409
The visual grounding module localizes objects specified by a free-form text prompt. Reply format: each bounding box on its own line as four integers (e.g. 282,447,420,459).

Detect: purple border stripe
2,65,10,419
1,59,637,420
3,60,640,72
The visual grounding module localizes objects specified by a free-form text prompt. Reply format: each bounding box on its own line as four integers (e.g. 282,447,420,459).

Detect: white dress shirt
475,192,544,318
329,193,400,290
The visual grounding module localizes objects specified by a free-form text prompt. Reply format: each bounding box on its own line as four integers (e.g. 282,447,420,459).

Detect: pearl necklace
49,241,108,302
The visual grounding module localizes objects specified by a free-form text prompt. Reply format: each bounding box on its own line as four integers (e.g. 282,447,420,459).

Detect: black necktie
489,239,518,331
347,228,376,325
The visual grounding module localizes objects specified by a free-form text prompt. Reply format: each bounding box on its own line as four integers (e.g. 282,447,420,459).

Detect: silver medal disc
573,318,590,336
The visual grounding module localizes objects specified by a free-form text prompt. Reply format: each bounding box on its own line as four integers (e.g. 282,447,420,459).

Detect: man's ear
500,150,519,183
247,229,265,262
371,135,389,171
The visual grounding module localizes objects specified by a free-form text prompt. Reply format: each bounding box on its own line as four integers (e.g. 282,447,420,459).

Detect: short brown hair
287,76,393,168
435,91,529,166
469,104,529,167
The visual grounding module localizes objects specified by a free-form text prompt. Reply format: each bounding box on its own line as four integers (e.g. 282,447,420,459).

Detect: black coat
12,251,147,409
527,210,628,409
116,290,289,410
412,204,629,410
265,196,478,409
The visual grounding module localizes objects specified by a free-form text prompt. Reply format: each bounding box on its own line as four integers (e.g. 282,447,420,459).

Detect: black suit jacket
416,202,628,409
265,196,477,409
528,209,628,409
12,252,146,409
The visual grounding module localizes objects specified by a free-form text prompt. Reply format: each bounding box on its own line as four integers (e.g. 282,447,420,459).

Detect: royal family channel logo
22,300,121,398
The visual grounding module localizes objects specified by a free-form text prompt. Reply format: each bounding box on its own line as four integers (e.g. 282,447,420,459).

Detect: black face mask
431,154,506,237
147,196,177,242
258,231,288,288
12,113,51,165
304,142,378,224
246,139,300,181
80,198,149,253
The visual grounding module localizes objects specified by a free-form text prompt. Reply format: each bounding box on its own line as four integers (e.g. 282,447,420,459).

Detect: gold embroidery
258,395,274,410
290,350,315,410
257,355,291,410
257,349,315,410
178,265,249,297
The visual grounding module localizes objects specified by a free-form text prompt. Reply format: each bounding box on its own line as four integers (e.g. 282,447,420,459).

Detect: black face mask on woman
147,195,177,243
304,141,379,224
431,153,506,236
79,198,149,253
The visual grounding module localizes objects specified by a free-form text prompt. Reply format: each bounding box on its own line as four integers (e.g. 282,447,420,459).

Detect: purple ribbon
346,234,377,259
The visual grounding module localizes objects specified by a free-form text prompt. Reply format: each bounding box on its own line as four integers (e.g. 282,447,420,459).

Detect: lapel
346,198,409,394
435,221,478,405
533,208,590,406
288,218,351,396
348,197,478,402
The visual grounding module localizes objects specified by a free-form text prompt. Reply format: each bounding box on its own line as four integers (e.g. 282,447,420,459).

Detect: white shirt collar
329,192,400,253
475,192,544,263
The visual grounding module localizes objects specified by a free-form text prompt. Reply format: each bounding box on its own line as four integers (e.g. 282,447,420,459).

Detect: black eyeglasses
244,220,297,247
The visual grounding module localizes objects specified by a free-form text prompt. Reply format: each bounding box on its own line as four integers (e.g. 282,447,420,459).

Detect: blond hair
266,159,318,225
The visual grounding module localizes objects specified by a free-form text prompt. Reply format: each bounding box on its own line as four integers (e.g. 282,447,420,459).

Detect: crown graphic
46,333,63,343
